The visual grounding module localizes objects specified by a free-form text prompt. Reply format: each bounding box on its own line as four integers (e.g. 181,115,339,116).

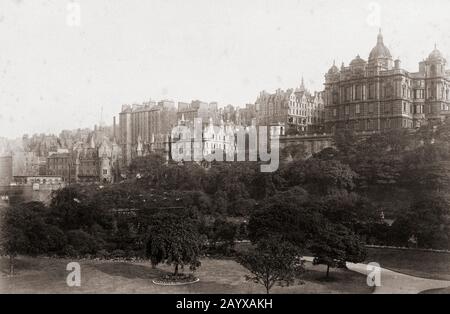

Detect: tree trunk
266,286,270,294
326,265,330,278
174,263,179,276
9,255,14,276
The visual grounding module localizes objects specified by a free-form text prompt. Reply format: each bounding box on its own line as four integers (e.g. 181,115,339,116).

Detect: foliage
390,194,450,250
309,220,366,278
248,187,318,249
210,218,237,255
238,238,304,294
145,212,202,275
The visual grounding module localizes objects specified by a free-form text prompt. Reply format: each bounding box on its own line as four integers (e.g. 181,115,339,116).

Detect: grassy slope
366,247,450,281
0,256,371,294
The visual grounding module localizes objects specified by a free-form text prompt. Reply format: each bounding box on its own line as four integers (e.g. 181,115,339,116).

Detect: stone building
171,116,237,162
287,79,325,133
237,104,257,127
119,101,177,166
0,155,13,186
256,79,325,133
98,137,121,183
46,151,75,183
324,31,450,133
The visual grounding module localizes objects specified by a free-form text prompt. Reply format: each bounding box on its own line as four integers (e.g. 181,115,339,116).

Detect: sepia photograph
1,0,450,304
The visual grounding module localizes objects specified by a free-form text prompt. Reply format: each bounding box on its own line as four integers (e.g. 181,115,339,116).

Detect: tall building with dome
324,30,450,133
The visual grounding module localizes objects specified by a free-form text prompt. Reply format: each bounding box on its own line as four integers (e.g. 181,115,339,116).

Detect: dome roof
350,55,367,66
428,45,445,61
328,61,339,74
369,31,392,61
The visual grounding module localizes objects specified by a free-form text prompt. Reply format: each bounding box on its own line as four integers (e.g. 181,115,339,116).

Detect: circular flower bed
152,273,199,286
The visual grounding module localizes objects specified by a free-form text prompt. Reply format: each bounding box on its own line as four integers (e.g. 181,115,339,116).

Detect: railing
366,244,450,255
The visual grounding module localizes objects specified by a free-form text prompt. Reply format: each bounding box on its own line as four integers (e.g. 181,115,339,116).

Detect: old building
74,144,98,183
98,137,122,183
171,116,237,162
324,31,450,133
287,79,325,133
256,79,325,133
0,155,13,186
119,101,177,166
237,104,257,127
46,150,75,183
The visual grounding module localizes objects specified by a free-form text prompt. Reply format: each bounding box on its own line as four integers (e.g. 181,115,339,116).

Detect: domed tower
349,55,367,73
422,45,450,121
368,30,393,70
424,45,447,77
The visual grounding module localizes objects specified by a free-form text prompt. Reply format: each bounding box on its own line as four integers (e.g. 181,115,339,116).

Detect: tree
211,218,237,254
309,220,366,278
390,194,450,249
319,191,381,236
0,208,29,276
282,159,357,195
281,143,308,161
145,212,202,276
238,238,304,294
0,202,66,275
248,187,317,249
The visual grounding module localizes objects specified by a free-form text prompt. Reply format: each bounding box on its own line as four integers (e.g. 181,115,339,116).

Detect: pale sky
1,0,450,138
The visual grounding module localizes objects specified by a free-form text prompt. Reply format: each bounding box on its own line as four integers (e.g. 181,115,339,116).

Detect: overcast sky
1,0,450,138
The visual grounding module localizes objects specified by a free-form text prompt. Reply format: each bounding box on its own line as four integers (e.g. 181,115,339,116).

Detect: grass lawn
0,256,372,294
366,247,450,281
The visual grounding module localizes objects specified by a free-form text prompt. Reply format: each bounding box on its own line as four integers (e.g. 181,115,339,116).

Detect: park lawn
366,247,450,281
0,256,372,294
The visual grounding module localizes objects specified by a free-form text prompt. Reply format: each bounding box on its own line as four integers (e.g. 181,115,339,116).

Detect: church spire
377,28,383,44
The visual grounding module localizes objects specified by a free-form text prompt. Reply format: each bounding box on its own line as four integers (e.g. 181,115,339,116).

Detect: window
345,105,349,115
103,169,108,175
346,87,352,101
333,109,337,117
355,85,361,100
369,84,376,99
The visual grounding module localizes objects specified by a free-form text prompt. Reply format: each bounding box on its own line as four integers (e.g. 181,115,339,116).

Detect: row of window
335,118,415,131
330,102,442,117
331,85,450,104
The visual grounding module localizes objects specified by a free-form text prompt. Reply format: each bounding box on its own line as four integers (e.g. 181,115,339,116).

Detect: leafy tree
309,221,366,278
390,195,450,249
319,191,382,236
49,186,90,230
0,202,66,275
211,218,237,254
281,143,308,161
66,229,104,256
145,212,202,275
238,238,304,294
248,187,317,249
282,159,356,195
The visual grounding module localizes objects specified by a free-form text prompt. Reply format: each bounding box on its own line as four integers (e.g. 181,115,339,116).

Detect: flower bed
152,273,199,286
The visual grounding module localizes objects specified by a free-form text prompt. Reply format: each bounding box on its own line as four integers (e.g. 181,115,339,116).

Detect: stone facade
256,80,325,133
0,156,13,186
119,102,177,166
324,31,450,133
